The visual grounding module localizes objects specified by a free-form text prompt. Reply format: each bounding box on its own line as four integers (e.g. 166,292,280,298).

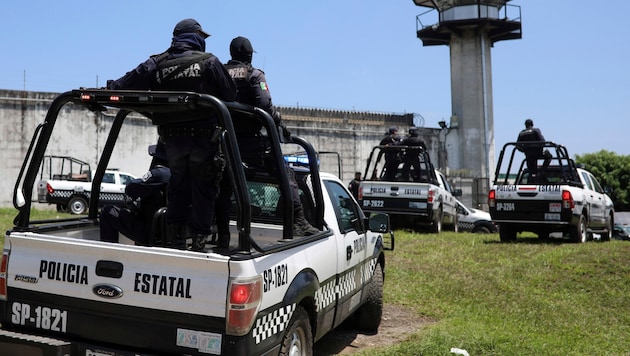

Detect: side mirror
367,213,395,251
453,188,462,197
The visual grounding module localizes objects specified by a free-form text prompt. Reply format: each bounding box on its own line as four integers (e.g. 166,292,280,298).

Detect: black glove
279,123,291,141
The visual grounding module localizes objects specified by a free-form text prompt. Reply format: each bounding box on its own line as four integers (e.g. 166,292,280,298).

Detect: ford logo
93,284,123,299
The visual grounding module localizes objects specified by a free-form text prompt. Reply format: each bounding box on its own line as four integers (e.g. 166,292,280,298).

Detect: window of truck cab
323,180,363,233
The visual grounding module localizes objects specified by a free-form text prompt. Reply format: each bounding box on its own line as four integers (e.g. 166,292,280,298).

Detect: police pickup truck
358,145,460,232
37,155,136,215
489,141,614,243
0,89,394,355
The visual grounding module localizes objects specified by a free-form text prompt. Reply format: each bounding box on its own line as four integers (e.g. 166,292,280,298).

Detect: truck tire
472,225,491,234
352,264,383,332
570,215,587,243
499,225,516,242
452,214,459,232
431,209,443,233
601,215,613,242
68,196,88,215
279,306,313,356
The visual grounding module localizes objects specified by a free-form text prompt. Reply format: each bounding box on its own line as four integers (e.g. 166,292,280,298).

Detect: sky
2,1,629,158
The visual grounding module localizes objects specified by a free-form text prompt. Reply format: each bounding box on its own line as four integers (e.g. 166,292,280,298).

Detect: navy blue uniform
107,32,237,244
400,135,427,182
380,133,401,181
100,167,171,245
517,125,546,175
215,39,317,244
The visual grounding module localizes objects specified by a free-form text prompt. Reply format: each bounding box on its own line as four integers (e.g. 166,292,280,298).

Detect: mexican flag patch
259,82,268,91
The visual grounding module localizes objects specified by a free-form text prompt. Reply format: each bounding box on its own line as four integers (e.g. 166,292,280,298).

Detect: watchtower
412,0,521,189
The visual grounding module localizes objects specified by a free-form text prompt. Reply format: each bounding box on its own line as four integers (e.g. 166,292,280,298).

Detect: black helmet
230,36,255,63
408,127,419,136
387,126,398,135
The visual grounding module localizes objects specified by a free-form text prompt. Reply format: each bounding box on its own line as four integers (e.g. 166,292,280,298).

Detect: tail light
0,249,9,300
562,190,574,209
46,183,54,194
488,190,496,208
358,186,363,201
226,276,262,336
428,188,435,203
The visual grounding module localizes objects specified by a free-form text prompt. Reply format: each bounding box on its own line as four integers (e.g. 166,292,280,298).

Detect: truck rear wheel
352,264,383,332
499,225,516,242
601,215,613,241
570,215,587,243
68,196,88,215
431,210,443,233
279,306,313,356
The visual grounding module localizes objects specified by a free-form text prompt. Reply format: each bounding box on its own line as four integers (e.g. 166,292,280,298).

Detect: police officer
348,172,362,201
100,145,171,245
214,36,317,246
107,19,237,251
380,126,401,181
400,127,427,182
517,119,546,178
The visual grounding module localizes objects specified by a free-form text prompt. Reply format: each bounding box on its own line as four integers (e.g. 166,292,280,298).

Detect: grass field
2,208,629,355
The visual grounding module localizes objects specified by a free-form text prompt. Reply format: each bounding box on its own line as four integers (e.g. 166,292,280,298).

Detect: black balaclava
230,36,254,63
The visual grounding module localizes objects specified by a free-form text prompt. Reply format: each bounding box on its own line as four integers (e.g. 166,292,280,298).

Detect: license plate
544,213,561,221
549,202,561,212
363,200,384,208
409,202,427,209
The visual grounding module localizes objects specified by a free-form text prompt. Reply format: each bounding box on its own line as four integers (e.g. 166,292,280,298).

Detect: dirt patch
313,304,435,355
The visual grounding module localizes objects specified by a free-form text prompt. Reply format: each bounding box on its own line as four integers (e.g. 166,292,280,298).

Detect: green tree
575,150,630,211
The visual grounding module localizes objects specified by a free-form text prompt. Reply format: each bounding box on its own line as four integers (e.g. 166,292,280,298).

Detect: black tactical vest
225,62,255,105
154,51,212,93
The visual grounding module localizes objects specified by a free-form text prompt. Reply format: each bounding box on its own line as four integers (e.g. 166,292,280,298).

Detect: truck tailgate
361,181,430,214
492,186,571,223
2,232,230,352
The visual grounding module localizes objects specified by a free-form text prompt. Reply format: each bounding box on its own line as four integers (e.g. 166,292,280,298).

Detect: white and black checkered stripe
337,270,357,300
314,269,360,312
361,257,377,284
98,192,126,202
252,303,296,344
50,191,126,202
315,279,337,312
458,221,475,232
49,191,74,199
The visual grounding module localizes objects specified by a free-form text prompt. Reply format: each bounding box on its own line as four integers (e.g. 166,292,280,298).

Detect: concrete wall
0,90,417,208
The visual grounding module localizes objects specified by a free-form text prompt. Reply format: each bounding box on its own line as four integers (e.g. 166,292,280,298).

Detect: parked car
613,224,630,241
456,200,498,233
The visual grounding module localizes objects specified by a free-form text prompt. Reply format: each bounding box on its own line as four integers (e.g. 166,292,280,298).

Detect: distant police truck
489,141,614,242
0,89,394,355
359,144,461,232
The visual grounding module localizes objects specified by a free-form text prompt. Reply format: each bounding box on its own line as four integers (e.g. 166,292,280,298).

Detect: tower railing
416,3,521,31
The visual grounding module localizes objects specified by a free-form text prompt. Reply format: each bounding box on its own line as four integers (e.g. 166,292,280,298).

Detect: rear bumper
0,329,72,356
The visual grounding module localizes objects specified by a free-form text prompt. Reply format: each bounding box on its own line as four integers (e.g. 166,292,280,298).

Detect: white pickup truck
1,89,394,355
37,155,136,214
489,141,614,243
358,145,460,232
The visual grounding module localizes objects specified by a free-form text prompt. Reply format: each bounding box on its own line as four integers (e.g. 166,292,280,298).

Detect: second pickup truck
489,141,614,242
358,145,460,232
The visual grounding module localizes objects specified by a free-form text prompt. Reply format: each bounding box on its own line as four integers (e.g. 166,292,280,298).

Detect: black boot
191,233,208,252
171,224,189,250
293,206,319,236
217,232,230,249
